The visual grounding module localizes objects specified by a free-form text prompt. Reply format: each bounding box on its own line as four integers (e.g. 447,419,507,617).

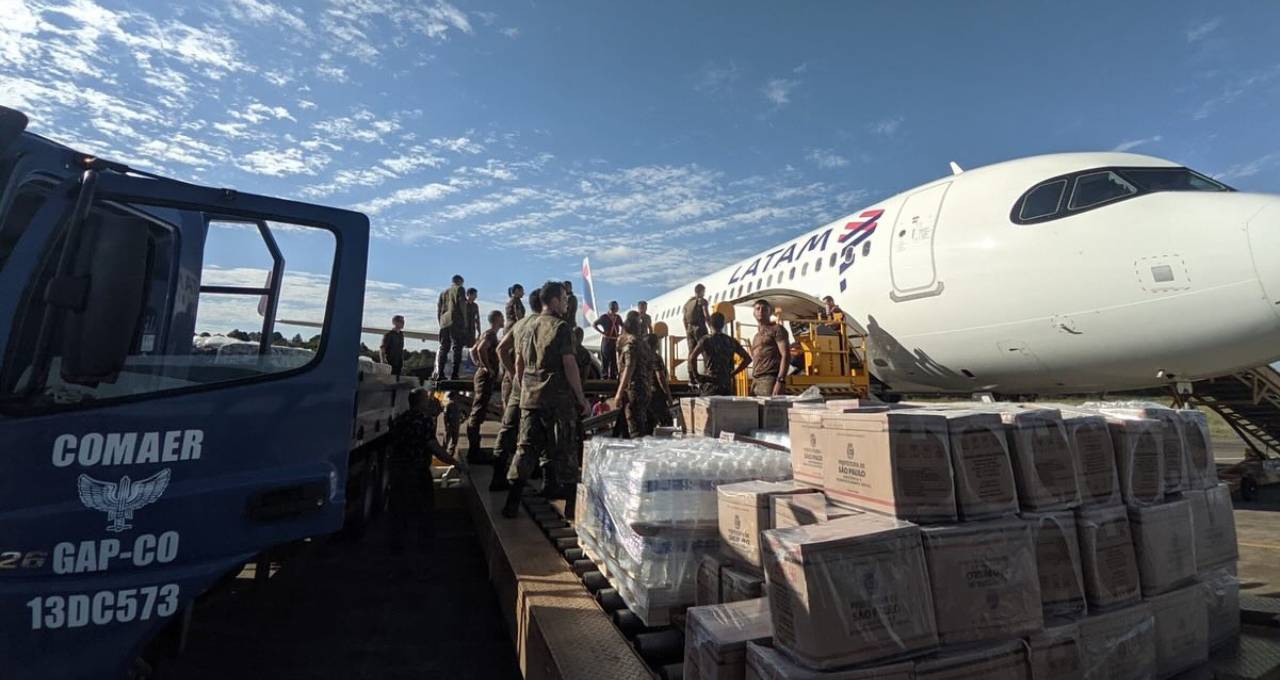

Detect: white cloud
869,116,903,136
1111,135,1163,152
1216,152,1280,180
762,78,798,105
1194,65,1280,120
239,147,331,177
431,135,484,154
500,27,520,38
693,61,740,94
806,148,850,169
1186,17,1222,43
230,102,296,124
313,108,402,143
382,148,447,174
297,99,317,110
354,182,460,214
227,0,310,34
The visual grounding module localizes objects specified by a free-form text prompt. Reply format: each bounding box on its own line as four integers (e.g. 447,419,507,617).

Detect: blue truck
0,106,414,679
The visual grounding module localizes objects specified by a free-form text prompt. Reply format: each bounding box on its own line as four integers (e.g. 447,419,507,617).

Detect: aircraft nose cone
1247,203,1280,316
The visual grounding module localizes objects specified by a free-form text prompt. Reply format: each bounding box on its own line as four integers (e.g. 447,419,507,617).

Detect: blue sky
4,0,1280,343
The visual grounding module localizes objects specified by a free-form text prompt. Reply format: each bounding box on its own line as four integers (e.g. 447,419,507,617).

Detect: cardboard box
771,493,858,529
743,641,914,680
937,410,1019,520
684,598,773,680
1185,483,1238,571
1001,409,1081,512
682,397,697,435
1078,603,1156,680
1029,622,1083,680
1076,505,1142,610
1025,511,1087,622
1106,418,1165,507
1064,415,1122,508
913,640,1031,680
820,411,957,523
721,565,764,603
1147,585,1208,679
697,553,728,606
1136,407,1189,495
1178,410,1218,490
692,397,761,437
1128,500,1196,596
718,480,819,568
920,519,1043,645
1200,564,1240,649
761,514,938,669
756,397,794,431
788,411,826,487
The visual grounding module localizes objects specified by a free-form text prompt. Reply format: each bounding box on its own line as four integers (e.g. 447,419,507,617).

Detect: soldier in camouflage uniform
387,388,459,552
645,333,672,428
612,311,660,438
465,310,505,464
492,289,541,492
561,280,579,328
683,283,710,374
688,312,752,396
505,284,525,330
503,281,590,517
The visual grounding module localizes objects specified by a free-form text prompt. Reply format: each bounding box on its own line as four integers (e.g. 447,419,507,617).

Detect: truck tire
1241,476,1259,502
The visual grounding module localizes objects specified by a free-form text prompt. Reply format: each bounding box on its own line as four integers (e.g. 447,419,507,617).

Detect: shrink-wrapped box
820,410,956,523
1076,505,1142,610
1106,418,1165,507
936,410,1019,520
1147,585,1208,679
1062,414,1123,508
1090,402,1186,495
718,480,818,568
1025,511,1088,622
913,640,1030,680
721,564,764,604
919,519,1044,645
743,642,914,680
760,514,938,669
1128,500,1197,596
1178,409,1218,490
684,598,773,680
755,397,794,431
1029,622,1083,680
696,553,728,606
788,410,826,487
1201,565,1240,649
1185,483,1238,571
770,493,858,529
1078,603,1156,680
690,396,762,437
1001,408,1081,512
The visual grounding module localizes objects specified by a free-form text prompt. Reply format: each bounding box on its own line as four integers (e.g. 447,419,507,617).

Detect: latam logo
839,209,883,292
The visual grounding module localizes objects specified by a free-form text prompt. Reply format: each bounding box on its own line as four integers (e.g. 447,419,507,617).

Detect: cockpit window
1120,168,1230,193
1069,171,1136,210
1019,180,1066,221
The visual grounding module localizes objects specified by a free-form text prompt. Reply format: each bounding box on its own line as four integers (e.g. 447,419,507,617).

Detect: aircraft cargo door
889,182,950,301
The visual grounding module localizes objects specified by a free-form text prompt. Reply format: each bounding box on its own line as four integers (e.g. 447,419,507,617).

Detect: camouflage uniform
510,314,579,492
495,314,536,483
465,327,500,461
388,399,445,548
683,296,709,368
618,334,654,437
436,283,467,379
505,294,526,330
693,332,749,396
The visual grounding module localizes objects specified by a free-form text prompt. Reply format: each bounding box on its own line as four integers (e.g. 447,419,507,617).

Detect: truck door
889,182,950,301
0,168,369,679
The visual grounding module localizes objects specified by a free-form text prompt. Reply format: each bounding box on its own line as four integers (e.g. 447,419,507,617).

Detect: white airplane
630,152,1280,395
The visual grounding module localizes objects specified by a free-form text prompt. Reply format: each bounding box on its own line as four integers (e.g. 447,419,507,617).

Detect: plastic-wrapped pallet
761,514,939,669
1029,622,1083,680
689,397,762,437
1025,511,1088,622
683,598,773,680
999,408,1082,512
771,493,859,529
1060,413,1123,508
743,641,914,680
748,429,791,449
913,640,1031,680
1085,401,1188,495
717,480,819,568
576,436,792,626
1075,505,1142,610
1078,603,1157,680
1177,409,1219,489
1128,499,1197,596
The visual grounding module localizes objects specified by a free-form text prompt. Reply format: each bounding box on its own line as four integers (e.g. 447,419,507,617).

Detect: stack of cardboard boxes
680,400,1238,679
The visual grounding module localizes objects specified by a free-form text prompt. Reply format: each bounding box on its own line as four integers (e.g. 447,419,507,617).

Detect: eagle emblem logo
77,469,171,533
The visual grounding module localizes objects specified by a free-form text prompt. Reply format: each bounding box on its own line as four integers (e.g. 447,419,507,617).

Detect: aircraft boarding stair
1185,365,1280,499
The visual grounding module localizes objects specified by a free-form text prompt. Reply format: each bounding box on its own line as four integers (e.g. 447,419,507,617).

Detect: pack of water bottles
577,436,791,625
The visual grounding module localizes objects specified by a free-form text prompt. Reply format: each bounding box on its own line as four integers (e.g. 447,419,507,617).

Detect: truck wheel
1241,476,1259,502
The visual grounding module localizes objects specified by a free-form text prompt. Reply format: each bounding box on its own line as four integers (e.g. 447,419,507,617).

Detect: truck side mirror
57,211,149,385
0,106,28,154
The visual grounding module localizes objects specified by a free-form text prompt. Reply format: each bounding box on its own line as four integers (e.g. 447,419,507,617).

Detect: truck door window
1,206,337,411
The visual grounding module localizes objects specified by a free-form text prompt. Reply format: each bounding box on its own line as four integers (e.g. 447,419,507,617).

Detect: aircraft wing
277,318,439,342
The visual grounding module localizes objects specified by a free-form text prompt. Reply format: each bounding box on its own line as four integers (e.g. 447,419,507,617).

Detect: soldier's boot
501,481,524,518
466,428,495,465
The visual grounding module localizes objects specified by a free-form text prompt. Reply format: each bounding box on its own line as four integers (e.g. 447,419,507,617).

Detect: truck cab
0,107,371,679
